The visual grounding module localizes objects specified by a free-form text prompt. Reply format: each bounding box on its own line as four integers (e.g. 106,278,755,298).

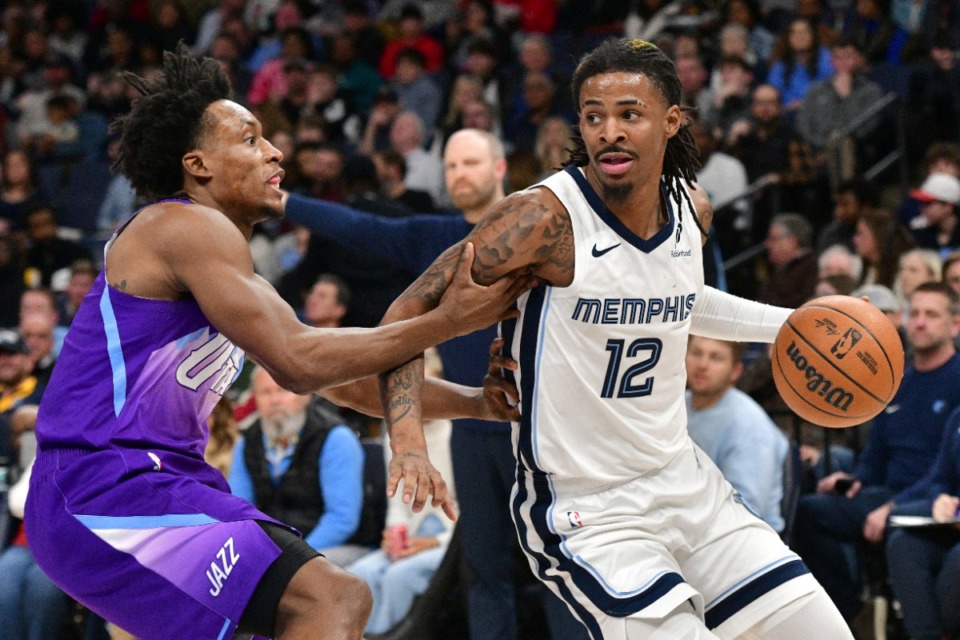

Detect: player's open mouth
598,154,634,176
268,171,284,190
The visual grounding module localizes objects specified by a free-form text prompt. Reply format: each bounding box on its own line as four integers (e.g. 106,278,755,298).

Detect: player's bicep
467,187,572,286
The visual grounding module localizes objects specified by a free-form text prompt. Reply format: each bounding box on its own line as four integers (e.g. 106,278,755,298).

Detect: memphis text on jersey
572,293,698,325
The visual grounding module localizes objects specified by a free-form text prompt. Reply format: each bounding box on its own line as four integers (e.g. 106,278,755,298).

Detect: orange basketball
772,295,905,428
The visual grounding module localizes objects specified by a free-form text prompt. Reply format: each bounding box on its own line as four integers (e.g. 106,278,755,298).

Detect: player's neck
604,181,667,240
183,188,259,240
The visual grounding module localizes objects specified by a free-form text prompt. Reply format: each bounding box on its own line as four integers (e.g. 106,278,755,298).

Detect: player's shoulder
134,201,246,247
680,180,713,232
484,184,568,230
684,181,711,213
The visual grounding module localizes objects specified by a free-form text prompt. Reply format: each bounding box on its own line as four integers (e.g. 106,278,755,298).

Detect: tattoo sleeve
377,189,575,446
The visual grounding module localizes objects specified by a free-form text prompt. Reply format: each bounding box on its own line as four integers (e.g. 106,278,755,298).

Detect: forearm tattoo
383,191,576,430
383,356,424,428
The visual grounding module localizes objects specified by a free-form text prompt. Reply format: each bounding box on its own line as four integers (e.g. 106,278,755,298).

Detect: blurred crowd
0,0,959,638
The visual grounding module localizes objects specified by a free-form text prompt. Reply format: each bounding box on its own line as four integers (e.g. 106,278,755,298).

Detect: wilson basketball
772,295,905,429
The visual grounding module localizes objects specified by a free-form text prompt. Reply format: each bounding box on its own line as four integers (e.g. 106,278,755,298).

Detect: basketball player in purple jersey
25,45,525,640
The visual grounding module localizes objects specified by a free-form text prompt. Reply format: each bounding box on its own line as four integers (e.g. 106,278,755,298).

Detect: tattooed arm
377,187,575,518
688,182,713,246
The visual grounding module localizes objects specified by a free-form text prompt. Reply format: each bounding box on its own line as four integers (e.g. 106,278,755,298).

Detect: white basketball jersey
504,166,704,484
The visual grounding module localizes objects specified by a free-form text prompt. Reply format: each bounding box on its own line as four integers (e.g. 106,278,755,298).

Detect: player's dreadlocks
564,38,706,236
111,42,233,201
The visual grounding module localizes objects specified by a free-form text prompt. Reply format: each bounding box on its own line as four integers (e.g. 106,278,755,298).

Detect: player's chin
261,200,285,219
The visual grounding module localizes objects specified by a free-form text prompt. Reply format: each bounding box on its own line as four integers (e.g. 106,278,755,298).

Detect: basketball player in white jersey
377,38,853,639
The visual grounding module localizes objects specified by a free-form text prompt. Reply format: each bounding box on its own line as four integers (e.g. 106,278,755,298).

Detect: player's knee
334,570,373,621
278,559,371,629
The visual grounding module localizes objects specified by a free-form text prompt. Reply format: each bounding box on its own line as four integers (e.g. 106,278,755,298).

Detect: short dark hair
924,142,960,171
836,178,878,207
376,148,407,178
467,37,499,60
111,43,233,201
912,280,960,315
315,273,351,309
395,47,427,69
399,3,423,21
566,38,704,235
70,258,98,278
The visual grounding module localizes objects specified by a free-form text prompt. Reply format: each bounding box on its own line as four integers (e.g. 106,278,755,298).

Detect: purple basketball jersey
27,205,292,639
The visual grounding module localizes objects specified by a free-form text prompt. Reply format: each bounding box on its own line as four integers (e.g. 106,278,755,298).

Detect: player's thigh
680,465,818,638
735,586,853,640
613,600,721,640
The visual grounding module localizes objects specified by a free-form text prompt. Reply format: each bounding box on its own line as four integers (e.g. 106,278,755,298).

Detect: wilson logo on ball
784,340,855,411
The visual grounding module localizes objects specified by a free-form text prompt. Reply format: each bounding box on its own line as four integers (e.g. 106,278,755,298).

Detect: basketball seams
772,337,877,423
798,302,902,382
782,320,891,404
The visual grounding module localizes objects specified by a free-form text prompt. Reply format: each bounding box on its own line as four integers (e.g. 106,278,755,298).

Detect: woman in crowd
853,208,916,288
0,149,44,233
766,17,833,110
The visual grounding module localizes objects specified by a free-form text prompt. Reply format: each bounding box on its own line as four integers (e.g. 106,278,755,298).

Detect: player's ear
182,150,212,179
665,105,682,138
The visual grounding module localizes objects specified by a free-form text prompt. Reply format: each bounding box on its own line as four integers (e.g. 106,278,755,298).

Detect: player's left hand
480,337,520,422
387,448,457,520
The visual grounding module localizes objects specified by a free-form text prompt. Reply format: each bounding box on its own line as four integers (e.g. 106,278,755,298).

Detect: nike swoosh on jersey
885,404,900,414
592,243,621,257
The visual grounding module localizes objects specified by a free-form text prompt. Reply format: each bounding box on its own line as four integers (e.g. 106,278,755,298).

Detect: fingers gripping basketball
773,295,905,428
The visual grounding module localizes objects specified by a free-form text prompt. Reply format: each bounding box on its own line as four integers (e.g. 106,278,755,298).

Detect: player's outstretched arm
159,204,524,392
376,187,572,517
319,358,520,423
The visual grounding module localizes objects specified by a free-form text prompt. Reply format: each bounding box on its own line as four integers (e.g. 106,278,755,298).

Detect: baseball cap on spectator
0,329,29,354
910,173,960,204
851,284,899,313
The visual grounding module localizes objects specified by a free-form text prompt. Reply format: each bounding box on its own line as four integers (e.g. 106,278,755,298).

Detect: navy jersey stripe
513,285,689,633
512,286,603,637
705,559,810,629
500,317,517,398
517,287,546,472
